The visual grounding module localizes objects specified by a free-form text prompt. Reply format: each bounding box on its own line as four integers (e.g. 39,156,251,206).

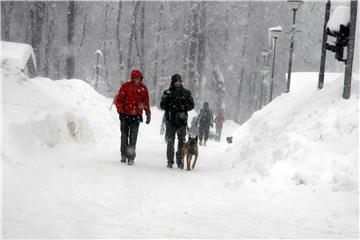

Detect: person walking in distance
214,111,225,141
197,102,214,146
115,69,151,165
160,74,194,168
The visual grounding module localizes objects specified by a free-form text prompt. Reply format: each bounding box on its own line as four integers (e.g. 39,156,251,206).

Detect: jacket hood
131,69,143,81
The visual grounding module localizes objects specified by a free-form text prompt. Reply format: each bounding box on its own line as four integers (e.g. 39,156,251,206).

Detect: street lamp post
260,49,270,107
270,37,278,101
286,0,304,93
269,26,282,102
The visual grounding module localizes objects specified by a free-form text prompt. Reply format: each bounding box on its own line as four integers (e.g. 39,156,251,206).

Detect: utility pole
286,0,303,93
286,9,296,92
343,0,357,99
318,0,331,89
66,1,75,79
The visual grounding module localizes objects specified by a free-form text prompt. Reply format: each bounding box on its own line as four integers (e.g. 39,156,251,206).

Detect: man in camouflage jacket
160,74,194,168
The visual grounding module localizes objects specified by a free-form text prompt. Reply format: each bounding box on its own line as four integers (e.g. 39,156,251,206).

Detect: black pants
120,118,140,160
166,122,186,164
199,125,210,142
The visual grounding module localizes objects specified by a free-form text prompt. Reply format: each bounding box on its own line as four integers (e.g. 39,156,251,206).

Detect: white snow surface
0,41,36,70
327,6,350,33
2,60,359,238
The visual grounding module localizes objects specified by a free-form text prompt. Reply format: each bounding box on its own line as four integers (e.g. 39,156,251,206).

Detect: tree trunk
78,13,87,50
182,14,191,86
30,1,46,76
153,2,163,105
140,2,145,73
43,4,55,77
1,2,14,41
66,1,76,79
196,1,206,104
94,53,100,89
134,2,145,74
236,68,244,123
224,8,230,51
103,3,110,87
236,1,251,123
188,1,200,101
126,1,141,79
213,67,226,117
116,1,124,83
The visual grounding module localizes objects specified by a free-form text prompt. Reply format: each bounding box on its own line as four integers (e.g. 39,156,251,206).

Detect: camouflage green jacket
160,86,194,125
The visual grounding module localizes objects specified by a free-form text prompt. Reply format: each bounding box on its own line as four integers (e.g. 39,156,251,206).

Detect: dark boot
167,163,173,168
121,154,127,163
177,162,184,169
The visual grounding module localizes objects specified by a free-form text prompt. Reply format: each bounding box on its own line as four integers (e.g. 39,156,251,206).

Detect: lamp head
268,26,283,40
260,49,271,56
287,0,304,10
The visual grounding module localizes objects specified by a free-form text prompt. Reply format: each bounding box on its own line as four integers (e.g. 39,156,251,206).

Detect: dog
226,136,233,144
181,135,199,171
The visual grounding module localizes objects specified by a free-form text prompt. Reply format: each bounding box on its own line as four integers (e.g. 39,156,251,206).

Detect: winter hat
171,74,182,86
131,69,143,81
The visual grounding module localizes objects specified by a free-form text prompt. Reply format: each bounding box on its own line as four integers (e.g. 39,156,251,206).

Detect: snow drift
2,59,120,159
228,72,359,192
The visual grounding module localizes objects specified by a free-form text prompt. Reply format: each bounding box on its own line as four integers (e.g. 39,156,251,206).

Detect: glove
146,115,151,124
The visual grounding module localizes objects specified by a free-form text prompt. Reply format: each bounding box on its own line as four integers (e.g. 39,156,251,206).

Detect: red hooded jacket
115,69,151,116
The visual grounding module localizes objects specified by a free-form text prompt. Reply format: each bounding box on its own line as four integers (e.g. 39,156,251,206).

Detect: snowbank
2,59,120,158
228,72,359,192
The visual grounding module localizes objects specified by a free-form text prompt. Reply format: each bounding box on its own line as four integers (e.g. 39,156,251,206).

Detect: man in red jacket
115,69,151,165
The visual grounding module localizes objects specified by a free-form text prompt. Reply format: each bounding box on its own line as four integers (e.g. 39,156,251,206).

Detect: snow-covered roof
0,41,37,70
